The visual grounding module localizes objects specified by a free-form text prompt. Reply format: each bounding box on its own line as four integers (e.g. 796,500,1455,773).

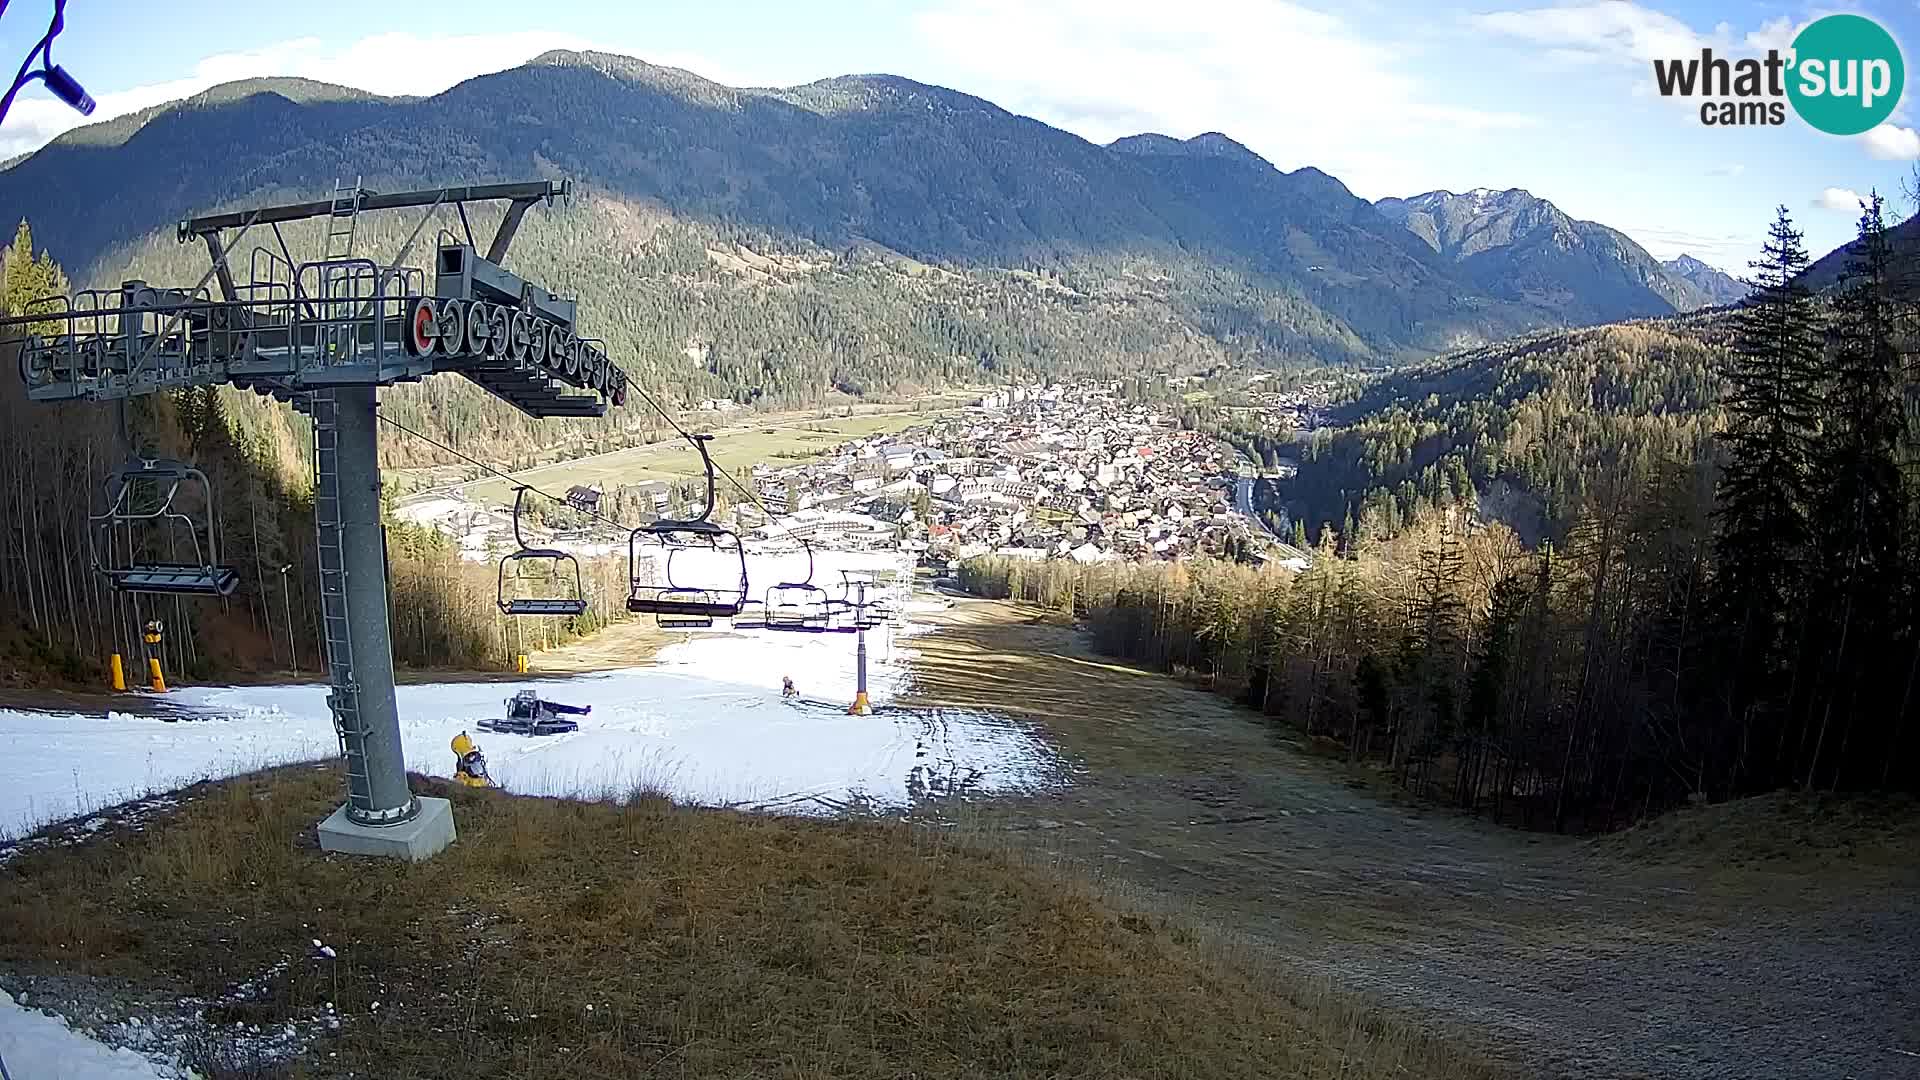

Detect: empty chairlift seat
629,542,747,629
625,433,748,628
497,568,588,616
765,584,833,631
90,458,240,597
115,564,242,595
762,542,847,633
497,487,588,617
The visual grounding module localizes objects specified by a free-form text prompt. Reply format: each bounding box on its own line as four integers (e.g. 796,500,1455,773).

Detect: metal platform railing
15,291,422,397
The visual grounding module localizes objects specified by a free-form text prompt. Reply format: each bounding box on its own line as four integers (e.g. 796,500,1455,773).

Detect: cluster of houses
738,383,1288,567
1234,372,1338,432
396,381,1306,573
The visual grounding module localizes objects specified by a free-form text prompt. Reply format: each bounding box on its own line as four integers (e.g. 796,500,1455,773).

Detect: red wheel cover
407,297,437,357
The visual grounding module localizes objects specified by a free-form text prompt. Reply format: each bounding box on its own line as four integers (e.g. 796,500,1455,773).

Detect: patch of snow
0,989,168,1079
0,581,1063,838
391,496,465,526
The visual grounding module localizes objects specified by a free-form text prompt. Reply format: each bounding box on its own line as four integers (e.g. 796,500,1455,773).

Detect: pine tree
1461,569,1532,809
1399,523,1467,787
1803,193,1907,790
1711,206,1823,787
2,220,71,338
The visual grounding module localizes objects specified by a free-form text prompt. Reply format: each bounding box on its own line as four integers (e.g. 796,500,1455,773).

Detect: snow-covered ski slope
0,990,167,1079
0,571,1060,838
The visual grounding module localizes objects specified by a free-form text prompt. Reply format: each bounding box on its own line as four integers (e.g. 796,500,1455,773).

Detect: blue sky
3,0,1917,271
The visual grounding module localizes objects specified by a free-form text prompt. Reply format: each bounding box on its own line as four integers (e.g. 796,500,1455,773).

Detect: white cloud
1625,222,1752,267
0,30,747,159
1742,16,1807,55
1813,186,1867,211
1469,1,1728,65
909,0,1537,198
1861,124,1920,160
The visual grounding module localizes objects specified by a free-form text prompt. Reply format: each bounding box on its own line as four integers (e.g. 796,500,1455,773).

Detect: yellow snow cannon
452,731,495,788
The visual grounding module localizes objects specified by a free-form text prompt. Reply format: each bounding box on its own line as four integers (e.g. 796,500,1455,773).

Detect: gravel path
905,602,1920,1080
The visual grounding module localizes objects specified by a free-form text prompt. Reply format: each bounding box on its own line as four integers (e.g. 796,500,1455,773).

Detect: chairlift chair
849,601,887,631
652,589,726,630
497,487,588,617
89,457,240,596
762,540,839,633
643,549,737,629
627,433,749,627
827,570,890,630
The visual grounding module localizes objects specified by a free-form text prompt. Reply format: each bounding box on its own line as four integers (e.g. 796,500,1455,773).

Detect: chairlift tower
849,580,872,715
1,179,631,861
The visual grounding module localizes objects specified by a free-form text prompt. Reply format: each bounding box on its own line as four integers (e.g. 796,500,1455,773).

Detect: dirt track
903,600,1920,1080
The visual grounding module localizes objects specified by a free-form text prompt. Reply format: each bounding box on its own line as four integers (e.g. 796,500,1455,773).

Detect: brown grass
0,767,1505,1080
901,601,1221,772
524,615,674,674
1591,789,1920,874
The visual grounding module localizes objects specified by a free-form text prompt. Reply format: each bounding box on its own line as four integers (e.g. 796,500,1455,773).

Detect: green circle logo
1787,14,1904,136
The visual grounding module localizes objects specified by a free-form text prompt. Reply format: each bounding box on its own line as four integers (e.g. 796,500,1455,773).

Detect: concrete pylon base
317,797,456,861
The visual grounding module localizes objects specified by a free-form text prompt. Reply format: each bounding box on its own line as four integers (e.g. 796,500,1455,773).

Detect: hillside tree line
967,200,1919,827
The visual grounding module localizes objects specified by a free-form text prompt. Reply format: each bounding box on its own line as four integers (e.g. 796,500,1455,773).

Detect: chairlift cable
374,412,635,540
621,380,807,545
386,379,864,610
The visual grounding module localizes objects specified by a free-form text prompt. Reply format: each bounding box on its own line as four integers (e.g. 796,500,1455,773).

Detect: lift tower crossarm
178,179,569,259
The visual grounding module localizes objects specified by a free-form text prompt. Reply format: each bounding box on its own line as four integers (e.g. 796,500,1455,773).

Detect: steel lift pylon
1,178,631,860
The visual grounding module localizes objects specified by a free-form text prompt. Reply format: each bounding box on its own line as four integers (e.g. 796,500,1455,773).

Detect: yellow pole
848,581,872,715
109,654,126,692
516,653,529,674
147,657,167,693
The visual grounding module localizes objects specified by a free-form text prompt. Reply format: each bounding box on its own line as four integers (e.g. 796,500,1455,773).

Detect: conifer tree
1711,206,1823,786
2,220,70,337
1804,192,1906,789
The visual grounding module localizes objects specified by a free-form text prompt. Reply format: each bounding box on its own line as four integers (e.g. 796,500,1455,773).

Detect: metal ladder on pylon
311,389,372,814
319,178,365,361
324,177,363,262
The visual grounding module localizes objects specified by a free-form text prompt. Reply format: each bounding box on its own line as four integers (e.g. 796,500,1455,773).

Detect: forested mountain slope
1263,313,1732,545
104,193,1249,468
2,50,1712,386
1802,209,1920,289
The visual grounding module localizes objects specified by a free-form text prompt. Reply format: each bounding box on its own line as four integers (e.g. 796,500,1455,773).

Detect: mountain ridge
1373,187,1715,322
1108,131,1272,168
2,54,1725,371
1662,254,1748,305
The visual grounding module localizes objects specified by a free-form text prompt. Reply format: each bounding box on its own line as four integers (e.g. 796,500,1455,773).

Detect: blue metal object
1,0,91,128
